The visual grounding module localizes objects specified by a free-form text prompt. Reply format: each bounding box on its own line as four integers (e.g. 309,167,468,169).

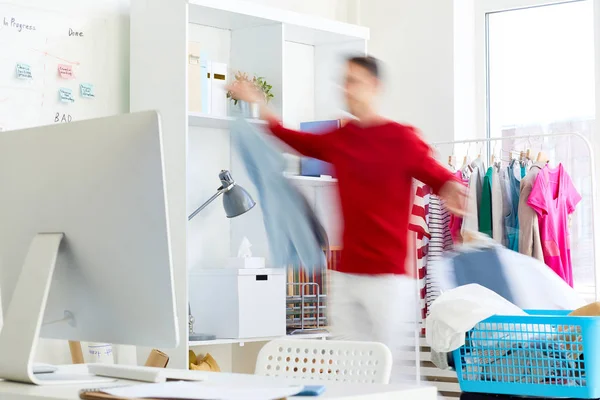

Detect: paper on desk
103,381,304,400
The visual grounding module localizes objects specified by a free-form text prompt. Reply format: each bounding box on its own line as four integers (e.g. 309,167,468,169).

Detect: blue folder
299,120,339,178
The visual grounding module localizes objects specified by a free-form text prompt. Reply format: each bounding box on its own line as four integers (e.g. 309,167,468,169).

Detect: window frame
474,0,594,140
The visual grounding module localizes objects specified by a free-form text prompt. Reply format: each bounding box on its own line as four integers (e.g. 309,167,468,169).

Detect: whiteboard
0,0,130,365
0,2,109,130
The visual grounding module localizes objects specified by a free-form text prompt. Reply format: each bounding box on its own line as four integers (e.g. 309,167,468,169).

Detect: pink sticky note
58,64,74,79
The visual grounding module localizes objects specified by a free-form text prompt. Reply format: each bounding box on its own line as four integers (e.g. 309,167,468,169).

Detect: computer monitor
0,111,178,384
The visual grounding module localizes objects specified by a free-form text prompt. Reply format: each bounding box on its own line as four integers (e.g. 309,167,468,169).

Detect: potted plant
227,71,274,118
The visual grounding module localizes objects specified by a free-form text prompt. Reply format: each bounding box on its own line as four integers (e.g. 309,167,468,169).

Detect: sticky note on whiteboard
58,64,74,79
59,88,75,103
80,83,95,98
16,63,33,80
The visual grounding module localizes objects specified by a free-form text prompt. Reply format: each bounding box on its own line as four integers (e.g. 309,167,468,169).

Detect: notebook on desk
79,381,303,400
80,390,131,400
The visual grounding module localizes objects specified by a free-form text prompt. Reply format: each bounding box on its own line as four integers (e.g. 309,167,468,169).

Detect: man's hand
439,180,468,216
226,80,265,104
226,81,276,121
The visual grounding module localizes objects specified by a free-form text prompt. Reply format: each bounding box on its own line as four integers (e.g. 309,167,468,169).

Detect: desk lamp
188,170,256,341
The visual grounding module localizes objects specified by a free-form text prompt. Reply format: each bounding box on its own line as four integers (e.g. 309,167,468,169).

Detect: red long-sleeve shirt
269,119,454,275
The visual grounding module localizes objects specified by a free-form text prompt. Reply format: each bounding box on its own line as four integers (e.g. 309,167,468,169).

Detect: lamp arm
188,187,227,221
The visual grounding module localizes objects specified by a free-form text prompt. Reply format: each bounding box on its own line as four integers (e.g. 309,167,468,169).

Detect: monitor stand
0,233,110,385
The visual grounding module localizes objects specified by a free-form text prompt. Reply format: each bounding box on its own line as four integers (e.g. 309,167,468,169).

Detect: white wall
249,0,351,22
358,0,456,143
453,0,477,142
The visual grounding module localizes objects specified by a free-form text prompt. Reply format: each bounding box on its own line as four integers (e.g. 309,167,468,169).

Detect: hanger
476,141,483,160
535,138,550,164
520,151,528,168
447,144,456,170
509,149,520,162
448,155,458,170
490,141,502,168
461,143,471,171
536,150,549,164
448,144,457,170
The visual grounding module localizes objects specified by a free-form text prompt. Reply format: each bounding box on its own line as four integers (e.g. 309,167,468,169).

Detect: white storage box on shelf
227,257,265,269
189,268,286,339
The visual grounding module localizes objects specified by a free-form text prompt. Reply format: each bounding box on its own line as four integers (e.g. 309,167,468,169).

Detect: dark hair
347,56,380,79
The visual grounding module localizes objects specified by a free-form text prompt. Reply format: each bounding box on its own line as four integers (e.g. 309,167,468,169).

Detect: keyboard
33,363,58,374
88,364,202,383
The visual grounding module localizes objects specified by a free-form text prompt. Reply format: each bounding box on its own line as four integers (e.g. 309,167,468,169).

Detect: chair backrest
255,339,392,384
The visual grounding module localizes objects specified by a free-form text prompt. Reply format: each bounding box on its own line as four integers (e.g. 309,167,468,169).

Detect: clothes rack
413,132,598,396
430,132,599,301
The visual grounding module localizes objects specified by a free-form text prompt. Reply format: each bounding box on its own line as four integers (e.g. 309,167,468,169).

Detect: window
487,0,595,137
485,0,595,294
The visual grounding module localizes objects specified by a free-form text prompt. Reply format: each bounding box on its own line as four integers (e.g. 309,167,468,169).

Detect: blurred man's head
344,56,381,117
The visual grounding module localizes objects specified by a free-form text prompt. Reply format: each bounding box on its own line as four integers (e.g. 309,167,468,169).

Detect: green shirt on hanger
479,167,493,237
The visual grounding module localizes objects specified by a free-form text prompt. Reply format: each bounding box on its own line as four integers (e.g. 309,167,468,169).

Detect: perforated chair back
255,339,392,384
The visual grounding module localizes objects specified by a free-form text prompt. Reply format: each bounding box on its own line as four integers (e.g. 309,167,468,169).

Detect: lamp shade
223,185,256,218
218,170,255,218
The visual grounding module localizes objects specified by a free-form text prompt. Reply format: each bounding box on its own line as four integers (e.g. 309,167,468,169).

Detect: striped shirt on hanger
408,183,431,331
425,195,453,311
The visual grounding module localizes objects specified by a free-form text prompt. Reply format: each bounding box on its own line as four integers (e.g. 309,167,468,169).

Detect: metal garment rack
430,132,599,301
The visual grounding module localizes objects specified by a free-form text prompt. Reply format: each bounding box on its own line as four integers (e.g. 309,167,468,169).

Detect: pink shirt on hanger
527,164,581,287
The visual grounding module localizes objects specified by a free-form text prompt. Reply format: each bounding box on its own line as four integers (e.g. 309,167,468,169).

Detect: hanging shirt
499,167,513,247
471,158,485,204
450,170,468,243
491,166,504,244
426,195,453,310
518,161,546,262
527,164,581,287
462,159,485,235
429,195,453,263
520,164,527,179
505,162,521,251
268,118,456,275
408,183,431,325
478,167,493,237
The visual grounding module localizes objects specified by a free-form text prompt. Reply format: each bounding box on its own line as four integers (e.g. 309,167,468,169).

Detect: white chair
255,339,393,384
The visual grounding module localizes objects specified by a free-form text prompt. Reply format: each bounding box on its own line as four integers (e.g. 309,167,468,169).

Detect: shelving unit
188,113,267,129
284,173,338,185
130,0,367,370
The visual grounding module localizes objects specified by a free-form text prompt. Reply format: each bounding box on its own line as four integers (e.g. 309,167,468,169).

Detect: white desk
0,365,437,400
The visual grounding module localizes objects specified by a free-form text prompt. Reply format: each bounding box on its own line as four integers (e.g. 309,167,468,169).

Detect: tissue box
227,257,265,269
189,268,286,339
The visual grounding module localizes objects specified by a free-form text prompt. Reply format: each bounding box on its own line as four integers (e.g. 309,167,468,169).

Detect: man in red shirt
229,56,465,381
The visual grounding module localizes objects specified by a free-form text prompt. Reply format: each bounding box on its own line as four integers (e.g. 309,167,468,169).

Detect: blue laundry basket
452,310,600,398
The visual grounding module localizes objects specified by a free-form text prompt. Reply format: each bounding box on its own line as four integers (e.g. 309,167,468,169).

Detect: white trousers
328,271,420,384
